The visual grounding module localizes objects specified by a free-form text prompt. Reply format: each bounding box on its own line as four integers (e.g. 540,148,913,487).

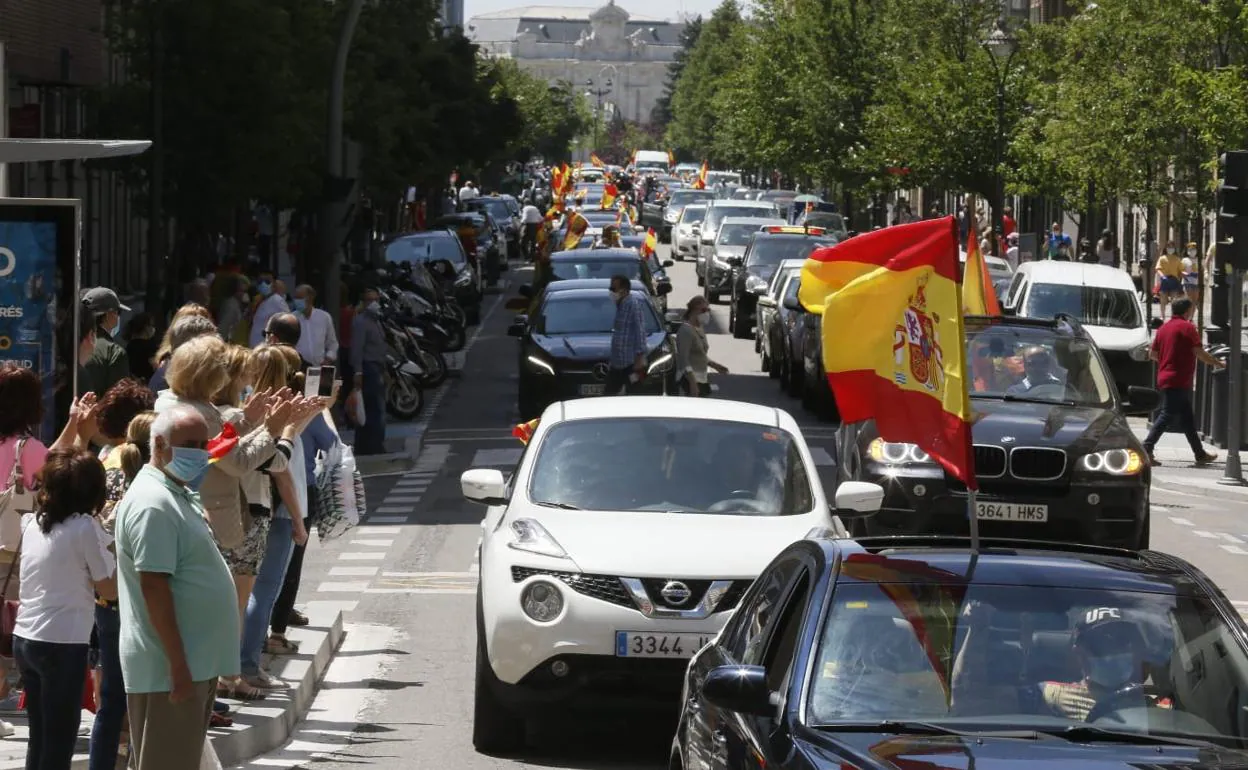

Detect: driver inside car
1006,346,1066,396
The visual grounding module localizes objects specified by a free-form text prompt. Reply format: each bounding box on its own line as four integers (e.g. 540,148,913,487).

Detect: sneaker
1195,451,1219,465
0,720,12,739
245,670,287,690
0,694,21,715
287,609,309,627
265,635,300,655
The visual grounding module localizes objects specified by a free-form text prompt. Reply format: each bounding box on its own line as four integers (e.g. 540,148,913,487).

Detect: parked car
383,229,483,324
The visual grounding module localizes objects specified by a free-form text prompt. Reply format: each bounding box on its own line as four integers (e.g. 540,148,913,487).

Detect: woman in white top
13,447,116,770
674,295,729,397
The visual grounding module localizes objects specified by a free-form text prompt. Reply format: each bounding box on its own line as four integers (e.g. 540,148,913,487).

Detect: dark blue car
674,535,1248,769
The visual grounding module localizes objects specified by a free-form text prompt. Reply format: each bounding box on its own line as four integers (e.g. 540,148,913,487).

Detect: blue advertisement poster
0,213,64,442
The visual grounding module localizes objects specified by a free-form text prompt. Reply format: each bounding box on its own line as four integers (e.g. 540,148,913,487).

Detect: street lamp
585,77,612,158
982,18,1017,256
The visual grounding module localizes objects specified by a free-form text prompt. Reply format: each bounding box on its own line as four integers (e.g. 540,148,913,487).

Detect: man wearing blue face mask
292,285,337,367
79,288,132,399
248,276,288,348
112,404,240,769
348,288,387,454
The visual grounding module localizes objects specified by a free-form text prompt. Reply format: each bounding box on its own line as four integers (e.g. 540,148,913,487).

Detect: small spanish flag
601,183,618,210
208,423,239,463
692,161,709,190
641,228,657,257
590,153,606,168
962,225,1002,317
513,419,539,445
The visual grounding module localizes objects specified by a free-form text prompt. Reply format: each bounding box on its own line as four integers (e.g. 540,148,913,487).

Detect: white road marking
339,552,387,561
392,480,429,488
381,571,477,578
471,448,524,467
381,496,423,504
356,526,402,535
329,566,379,577
1195,530,1220,539
1168,516,1194,526
350,539,395,547
365,516,408,524
1222,544,1248,555
808,447,835,466
374,506,414,514
303,599,359,614
315,581,371,593
363,588,476,595
1222,533,1245,544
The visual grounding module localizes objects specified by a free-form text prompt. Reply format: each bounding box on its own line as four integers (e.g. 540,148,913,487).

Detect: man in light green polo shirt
114,404,240,770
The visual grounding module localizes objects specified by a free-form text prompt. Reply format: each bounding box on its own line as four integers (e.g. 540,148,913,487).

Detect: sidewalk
0,605,345,770
1130,417,1248,501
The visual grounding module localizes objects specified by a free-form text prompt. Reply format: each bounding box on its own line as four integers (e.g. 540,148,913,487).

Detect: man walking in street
348,288,387,454
520,201,543,262
79,287,132,398
606,274,648,396
114,404,240,770
1143,297,1225,465
293,285,338,366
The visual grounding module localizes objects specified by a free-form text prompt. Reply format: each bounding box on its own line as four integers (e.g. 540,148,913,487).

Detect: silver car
673,203,708,261
704,216,787,303
696,200,783,285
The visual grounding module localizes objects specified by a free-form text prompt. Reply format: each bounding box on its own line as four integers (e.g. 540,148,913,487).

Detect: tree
664,0,745,164
650,15,702,136
490,59,592,164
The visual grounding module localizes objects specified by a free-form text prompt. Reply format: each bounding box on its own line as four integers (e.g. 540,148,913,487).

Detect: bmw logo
660,581,692,606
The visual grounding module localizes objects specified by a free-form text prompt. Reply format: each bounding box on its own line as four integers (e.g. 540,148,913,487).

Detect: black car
729,226,839,339
838,314,1162,550
509,282,675,418
544,248,672,312
383,230,483,324
463,196,521,260
799,310,838,421
431,212,503,276
756,261,805,377
675,534,1248,770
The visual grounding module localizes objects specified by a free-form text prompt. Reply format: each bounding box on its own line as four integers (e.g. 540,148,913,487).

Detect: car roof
963,313,1093,338
555,395,790,428
551,248,639,261
543,279,646,295
720,217,787,227
822,537,1204,596
1020,260,1135,289
710,200,776,209
389,229,456,242
778,259,805,271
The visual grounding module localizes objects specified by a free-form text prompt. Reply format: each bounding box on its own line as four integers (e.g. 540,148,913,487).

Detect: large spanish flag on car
562,211,590,250
798,217,976,489
600,183,618,210
692,161,708,190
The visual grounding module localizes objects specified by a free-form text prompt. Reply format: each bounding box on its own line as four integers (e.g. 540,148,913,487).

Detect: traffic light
1217,151,1248,265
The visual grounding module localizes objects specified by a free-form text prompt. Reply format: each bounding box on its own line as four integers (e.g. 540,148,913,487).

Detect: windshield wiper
1043,725,1217,748
532,500,582,510
814,721,1041,740
999,393,1078,406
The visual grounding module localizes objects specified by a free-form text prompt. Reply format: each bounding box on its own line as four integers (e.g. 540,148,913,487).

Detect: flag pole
957,202,982,555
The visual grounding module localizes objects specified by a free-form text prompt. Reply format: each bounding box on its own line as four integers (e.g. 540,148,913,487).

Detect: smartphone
304,366,322,398
318,366,337,397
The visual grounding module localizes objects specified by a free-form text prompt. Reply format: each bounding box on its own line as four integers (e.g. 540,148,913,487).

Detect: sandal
209,711,233,728
265,634,299,655
217,677,266,702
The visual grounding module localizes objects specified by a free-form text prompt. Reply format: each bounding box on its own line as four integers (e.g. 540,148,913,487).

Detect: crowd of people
0,273,363,769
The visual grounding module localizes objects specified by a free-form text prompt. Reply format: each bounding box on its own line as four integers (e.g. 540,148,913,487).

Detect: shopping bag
315,442,364,542
200,737,224,770
0,438,35,552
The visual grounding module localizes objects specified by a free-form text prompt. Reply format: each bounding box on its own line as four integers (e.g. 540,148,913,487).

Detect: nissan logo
660,581,692,606
592,363,609,380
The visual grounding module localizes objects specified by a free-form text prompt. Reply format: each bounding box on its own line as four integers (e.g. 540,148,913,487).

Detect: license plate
615,631,712,658
975,502,1048,522
580,384,605,396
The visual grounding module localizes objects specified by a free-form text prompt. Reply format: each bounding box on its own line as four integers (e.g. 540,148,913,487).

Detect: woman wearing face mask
1181,242,1201,304
1155,242,1183,316
675,296,729,397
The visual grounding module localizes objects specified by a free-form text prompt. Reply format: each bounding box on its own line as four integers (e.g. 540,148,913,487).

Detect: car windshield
384,235,466,267
804,213,847,233
528,417,815,514
538,294,659,336
584,213,625,227
718,224,763,247
707,206,774,232
808,576,1248,746
965,324,1115,406
1023,284,1141,330
550,260,641,281
680,206,707,225
670,191,714,208
746,237,837,267
469,199,511,222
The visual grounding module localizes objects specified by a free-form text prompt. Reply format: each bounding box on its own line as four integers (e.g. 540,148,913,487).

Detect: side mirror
518,284,534,298
749,284,767,295
1125,385,1162,413
757,296,777,308
782,296,803,312
701,665,774,717
461,468,508,506
662,260,674,268
1149,317,1163,331
507,315,528,337
833,481,883,518
657,282,673,296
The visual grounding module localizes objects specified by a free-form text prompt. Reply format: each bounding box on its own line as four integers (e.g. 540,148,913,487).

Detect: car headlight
745,275,768,292
520,580,564,622
1129,342,1151,362
526,355,555,375
508,518,568,558
1079,448,1144,475
664,211,679,222
647,352,673,374
867,439,931,464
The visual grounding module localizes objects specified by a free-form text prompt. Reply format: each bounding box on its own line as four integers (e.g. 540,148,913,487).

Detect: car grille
1009,448,1067,480
974,445,1007,478
511,567,633,609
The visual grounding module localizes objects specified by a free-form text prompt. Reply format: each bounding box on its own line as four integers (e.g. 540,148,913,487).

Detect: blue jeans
13,636,88,770
355,361,387,455
241,517,295,676
88,604,126,770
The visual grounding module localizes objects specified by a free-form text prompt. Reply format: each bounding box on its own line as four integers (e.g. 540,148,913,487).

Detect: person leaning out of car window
675,295,728,397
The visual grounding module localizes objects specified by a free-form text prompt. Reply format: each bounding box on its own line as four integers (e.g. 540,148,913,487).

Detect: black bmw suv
837,314,1162,550
728,226,839,339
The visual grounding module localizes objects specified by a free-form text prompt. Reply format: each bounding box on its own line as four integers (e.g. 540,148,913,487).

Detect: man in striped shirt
606,274,649,396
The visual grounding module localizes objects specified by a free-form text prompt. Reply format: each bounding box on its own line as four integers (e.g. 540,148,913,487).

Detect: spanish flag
550,166,565,197
207,423,239,462
798,217,976,488
962,225,1002,316
600,183,618,210
590,153,605,168
692,161,708,190
641,228,657,257
667,150,675,168
513,419,539,445
562,211,589,250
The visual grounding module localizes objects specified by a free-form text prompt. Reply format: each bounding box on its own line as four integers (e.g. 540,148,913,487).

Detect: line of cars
460,395,1248,766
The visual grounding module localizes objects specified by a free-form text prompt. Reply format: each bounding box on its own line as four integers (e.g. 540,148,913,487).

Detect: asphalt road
238,244,1248,770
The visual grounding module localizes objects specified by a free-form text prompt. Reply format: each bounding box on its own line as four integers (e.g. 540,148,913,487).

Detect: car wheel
1137,507,1151,550
786,360,804,398
778,353,790,388
473,597,526,755
766,344,780,378
732,307,752,339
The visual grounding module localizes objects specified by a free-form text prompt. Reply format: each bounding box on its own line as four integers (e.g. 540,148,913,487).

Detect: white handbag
0,438,35,553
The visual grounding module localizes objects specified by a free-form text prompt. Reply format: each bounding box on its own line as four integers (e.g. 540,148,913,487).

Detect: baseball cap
1074,606,1135,651
82,287,130,314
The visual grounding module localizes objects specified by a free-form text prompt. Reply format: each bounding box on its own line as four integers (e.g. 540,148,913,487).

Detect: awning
0,139,151,163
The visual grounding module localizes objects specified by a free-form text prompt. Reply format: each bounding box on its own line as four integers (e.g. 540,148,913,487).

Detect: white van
1001,261,1152,400
633,150,670,173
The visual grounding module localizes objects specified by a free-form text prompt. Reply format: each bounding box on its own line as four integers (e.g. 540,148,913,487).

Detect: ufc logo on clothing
1085,607,1121,624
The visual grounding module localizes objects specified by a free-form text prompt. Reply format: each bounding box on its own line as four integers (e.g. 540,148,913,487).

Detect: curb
1154,474,1248,502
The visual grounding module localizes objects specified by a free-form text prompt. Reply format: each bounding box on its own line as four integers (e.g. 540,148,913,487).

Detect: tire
731,306,752,339
786,360,804,398
385,373,425,420
778,352,790,389
443,324,467,353
765,343,780,378
418,346,448,388
474,594,526,755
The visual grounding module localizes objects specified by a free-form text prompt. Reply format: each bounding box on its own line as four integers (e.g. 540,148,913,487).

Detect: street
239,244,1248,770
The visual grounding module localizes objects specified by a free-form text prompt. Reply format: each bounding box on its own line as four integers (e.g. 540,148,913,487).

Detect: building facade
467,2,684,124
442,0,465,30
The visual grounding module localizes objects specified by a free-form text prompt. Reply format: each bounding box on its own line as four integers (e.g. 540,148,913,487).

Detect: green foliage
651,16,702,138
664,0,745,163
490,59,592,164
601,115,661,165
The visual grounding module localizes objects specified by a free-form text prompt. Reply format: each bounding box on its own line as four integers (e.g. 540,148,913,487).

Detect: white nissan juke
461,396,884,753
